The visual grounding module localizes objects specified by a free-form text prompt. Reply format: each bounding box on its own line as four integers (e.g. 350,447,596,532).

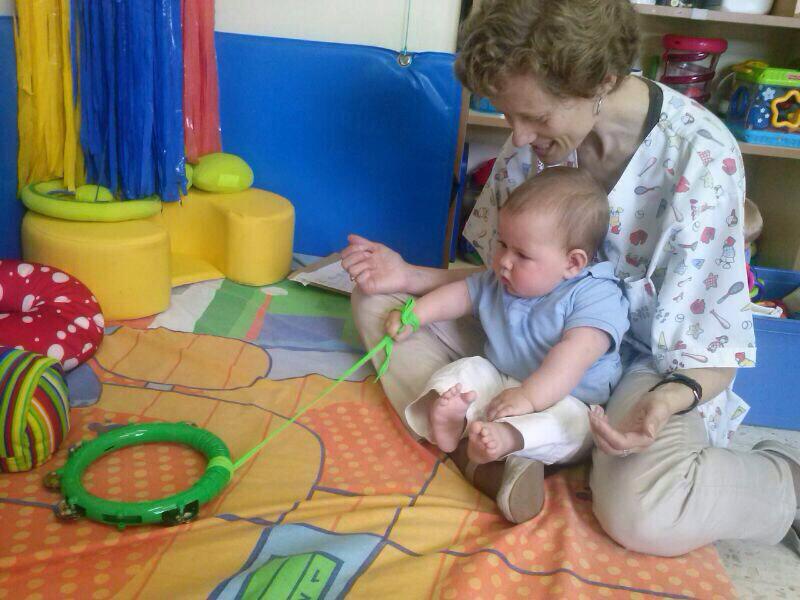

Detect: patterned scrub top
462,79,755,446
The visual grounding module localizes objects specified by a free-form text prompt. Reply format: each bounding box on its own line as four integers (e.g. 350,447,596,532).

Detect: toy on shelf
655,1,722,7
783,286,800,316
659,34,727,105
719,0,776,13
743,197,764,300
726,60,800,149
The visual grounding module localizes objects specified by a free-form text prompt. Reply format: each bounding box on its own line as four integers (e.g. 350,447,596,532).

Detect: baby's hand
487,387,536,421
385,310,413,342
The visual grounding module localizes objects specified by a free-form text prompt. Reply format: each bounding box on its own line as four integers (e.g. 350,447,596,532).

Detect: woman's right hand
341,234,412,295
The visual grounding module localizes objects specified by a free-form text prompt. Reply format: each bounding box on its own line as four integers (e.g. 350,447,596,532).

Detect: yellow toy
21,180,160,222
22,188,295,320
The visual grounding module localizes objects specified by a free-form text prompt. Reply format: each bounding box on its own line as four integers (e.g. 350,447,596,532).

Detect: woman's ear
565,249,589,277
600,74,618,96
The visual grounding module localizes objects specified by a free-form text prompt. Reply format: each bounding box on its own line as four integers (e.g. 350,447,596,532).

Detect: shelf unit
466,109,510,129
632,4,800,29
468,109,800,159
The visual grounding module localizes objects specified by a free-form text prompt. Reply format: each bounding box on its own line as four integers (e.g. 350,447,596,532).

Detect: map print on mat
0,280,736,599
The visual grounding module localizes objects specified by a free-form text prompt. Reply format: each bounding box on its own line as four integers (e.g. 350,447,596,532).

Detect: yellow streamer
14,0,83,191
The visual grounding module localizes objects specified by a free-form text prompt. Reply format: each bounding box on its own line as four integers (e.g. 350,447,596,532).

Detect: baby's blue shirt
466,262,630,404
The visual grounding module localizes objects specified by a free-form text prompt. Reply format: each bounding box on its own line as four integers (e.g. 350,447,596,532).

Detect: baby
387,167,630,472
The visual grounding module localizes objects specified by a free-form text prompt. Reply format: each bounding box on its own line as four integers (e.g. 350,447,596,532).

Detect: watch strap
648,373,703,415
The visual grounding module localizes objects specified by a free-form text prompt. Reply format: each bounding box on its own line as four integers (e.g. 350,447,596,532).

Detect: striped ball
0,347,70,472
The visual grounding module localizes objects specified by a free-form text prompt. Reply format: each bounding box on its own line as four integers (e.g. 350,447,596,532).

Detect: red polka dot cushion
0,260,104,370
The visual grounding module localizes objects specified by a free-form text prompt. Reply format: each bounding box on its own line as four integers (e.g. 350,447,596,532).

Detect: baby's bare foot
429,384,476,452
467,421,523,464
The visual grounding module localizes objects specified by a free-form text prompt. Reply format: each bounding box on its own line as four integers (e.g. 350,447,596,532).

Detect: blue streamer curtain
73,0,185,201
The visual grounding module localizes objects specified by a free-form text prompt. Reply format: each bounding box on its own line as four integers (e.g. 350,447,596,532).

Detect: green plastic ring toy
47,422,233,528
21,180,161,222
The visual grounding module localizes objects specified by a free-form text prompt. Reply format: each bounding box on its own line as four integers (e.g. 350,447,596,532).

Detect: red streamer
182,0,221,163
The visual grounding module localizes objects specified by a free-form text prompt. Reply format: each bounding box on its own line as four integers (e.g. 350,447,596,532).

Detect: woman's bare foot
428,384,476,452
468,421,524,464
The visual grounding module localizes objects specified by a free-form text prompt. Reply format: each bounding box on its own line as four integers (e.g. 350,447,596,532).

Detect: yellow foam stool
21,188,295,319
22,213,171,320
153,188,295,287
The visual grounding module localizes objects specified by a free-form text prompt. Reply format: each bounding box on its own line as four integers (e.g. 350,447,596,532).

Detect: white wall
215,0,461,53
0,2,462,52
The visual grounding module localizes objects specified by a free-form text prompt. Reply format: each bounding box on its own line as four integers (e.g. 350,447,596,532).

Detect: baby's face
492,208,571,298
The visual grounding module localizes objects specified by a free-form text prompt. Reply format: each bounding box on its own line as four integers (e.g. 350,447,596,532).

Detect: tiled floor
717,425,800,599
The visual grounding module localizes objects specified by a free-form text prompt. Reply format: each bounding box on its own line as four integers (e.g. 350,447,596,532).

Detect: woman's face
488,74,597,165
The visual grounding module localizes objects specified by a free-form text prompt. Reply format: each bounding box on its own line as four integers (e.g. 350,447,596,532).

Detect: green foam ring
55,422,231,528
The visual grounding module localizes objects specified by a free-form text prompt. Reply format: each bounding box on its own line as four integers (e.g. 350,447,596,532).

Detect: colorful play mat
0,274,736,599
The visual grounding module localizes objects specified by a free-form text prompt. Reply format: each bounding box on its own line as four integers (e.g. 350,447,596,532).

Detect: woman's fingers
589,410,648,454
346,260,372,281
346,234,379,253
341,248,371,270
588,409,640,456
591,427,623,456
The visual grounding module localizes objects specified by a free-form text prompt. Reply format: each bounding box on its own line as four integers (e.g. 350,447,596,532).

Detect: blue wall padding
75,0,185,201
0,17,21,259
216,34,462,267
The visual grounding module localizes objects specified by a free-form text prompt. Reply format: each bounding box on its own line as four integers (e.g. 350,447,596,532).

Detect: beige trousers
352,289,797,556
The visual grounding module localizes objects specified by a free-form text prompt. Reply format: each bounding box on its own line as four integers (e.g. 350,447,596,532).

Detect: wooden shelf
467,109,800,159
467,109,510,129
737,141,800,159
633,4,800,29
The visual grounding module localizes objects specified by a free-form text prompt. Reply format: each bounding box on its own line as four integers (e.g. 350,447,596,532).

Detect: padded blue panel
216,34,462,267
0,17,21,259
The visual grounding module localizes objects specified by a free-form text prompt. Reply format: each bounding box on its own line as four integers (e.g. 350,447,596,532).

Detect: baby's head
494,167,609,297
743,197,763,245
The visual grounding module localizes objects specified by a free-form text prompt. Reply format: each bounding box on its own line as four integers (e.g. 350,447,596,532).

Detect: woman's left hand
588,393,673,457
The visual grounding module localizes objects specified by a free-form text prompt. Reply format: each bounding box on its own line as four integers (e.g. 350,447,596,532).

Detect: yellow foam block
22,213,172,320
154,188,295,286
21,188,295,319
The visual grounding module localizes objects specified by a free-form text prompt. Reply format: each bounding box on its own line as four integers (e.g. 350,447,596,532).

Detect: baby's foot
429,384,476,452
467,421,523,464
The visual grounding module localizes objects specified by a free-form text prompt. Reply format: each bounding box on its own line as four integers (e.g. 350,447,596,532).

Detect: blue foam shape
216,34,462,267
0,17,22,259
66,363,102,407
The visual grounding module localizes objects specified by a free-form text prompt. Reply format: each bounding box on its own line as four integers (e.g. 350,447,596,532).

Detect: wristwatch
648,373,703,415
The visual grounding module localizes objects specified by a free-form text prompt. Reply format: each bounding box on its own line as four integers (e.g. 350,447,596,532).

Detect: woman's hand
341,234,412,295
385,310,413,342
588,393,674,457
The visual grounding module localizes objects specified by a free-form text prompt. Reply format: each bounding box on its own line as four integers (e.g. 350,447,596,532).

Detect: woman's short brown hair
455,0,640,99
502,167,610,257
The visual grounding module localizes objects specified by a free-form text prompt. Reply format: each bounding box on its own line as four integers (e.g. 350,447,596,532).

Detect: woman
342,0,798,556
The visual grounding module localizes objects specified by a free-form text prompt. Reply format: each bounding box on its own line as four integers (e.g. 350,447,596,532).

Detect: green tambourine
46,422,232,528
